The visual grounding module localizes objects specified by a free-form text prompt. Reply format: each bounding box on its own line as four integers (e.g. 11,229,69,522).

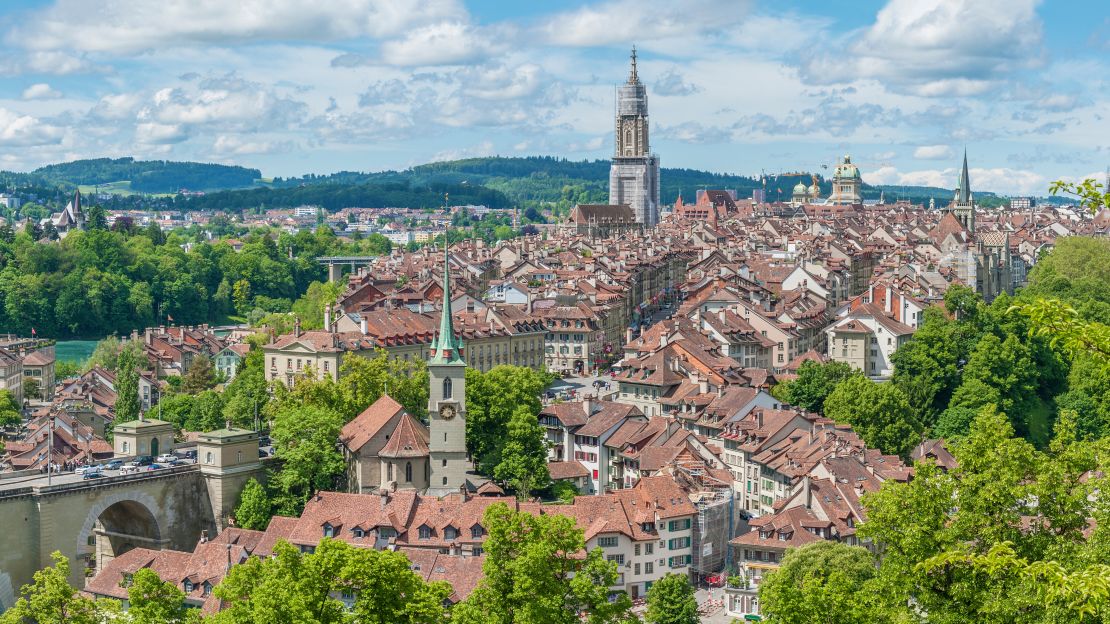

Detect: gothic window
387,462,393,481
442,377,452,400
405,462,413,482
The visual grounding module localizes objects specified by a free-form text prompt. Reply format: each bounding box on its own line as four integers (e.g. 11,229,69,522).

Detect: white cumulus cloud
913,144,953,160
21,83,62,99
0,108,64,146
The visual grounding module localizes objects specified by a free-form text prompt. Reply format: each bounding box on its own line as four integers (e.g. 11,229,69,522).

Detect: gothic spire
429,231,464,364
958,149,971,205
628,45,639,84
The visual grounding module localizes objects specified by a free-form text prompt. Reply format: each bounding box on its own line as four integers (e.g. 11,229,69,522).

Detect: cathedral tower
609,46,661,227
951,150,975,233
426,241,469,496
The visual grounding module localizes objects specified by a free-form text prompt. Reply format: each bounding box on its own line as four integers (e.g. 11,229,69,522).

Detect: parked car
119,465,142,475
74,465,99,475
128,456,153,468
258,448,270,458
155,453,177,463
147,463,165,471
181,450,197,460
82,471,104,480
104,460,123,471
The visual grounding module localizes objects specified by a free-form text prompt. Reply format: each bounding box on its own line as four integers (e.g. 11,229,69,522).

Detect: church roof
379,412,430,459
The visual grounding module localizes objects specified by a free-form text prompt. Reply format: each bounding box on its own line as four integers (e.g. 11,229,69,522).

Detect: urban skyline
0,0,1105,195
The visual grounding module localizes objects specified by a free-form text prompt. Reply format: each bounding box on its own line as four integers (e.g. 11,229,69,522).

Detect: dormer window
353,528,365,539
444,526,458,540
323,523,335,538
418,525,432,540
202,582,212,597
471,524,484,538
183,580,194,593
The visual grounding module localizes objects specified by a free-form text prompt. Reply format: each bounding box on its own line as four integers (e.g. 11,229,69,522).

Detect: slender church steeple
628,45,639,84
610,46,660,228
429,235,464,364
951,149,975,233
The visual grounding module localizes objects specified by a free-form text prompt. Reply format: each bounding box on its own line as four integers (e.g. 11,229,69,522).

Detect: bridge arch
76,489,166,575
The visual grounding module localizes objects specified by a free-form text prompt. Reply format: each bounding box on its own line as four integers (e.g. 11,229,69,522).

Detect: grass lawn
78,180,175,198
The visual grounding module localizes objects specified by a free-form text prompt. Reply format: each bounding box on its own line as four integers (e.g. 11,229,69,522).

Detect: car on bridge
104,460,123,471
82,470,104,481
74,465,100,475
127,456,153,468
119,464,143,475
155,453,177,463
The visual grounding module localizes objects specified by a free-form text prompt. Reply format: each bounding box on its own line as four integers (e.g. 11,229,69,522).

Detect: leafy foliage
234,478,272,531
774,360,856,413
33,157,260,193
464,365,550,474
644,572,698,624
493,405,551,498
759,541,880,624
454,503,634,624
211,539,450,624
823,375,922,457
268,404,345,516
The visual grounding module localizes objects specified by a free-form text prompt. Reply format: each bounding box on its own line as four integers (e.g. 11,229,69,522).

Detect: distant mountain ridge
31,157,261,193
2,155,1040,212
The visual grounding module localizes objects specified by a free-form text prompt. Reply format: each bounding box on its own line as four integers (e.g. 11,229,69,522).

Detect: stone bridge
0,461,262,610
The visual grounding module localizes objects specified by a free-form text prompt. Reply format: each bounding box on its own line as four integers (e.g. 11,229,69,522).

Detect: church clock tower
426,241,469,496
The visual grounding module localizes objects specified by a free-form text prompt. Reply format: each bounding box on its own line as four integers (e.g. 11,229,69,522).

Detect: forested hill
31,157,261,193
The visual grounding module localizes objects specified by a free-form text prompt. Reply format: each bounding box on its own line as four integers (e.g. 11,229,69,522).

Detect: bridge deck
0,464,198,497
316,256,379,264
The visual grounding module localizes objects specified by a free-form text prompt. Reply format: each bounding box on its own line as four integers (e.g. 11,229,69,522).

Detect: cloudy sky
0,0,1105,195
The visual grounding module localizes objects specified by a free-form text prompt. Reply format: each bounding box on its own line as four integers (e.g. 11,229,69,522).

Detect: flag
30,327,36,336
167,314,174,322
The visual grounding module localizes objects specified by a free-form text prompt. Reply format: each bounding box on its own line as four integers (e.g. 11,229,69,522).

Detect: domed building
827,155,862,206
791,181,809,206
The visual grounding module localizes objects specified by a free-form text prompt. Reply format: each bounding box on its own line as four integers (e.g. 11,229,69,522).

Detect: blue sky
0,0,1105,195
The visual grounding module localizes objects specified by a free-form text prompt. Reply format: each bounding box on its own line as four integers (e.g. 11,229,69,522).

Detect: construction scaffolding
671,463,735,577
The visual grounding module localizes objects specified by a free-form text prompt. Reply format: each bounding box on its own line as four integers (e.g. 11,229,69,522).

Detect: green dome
808,184,820,194
792,182,808,194
834,155,860,180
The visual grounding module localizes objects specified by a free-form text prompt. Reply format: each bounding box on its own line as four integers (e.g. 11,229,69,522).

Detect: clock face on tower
439,404,456,420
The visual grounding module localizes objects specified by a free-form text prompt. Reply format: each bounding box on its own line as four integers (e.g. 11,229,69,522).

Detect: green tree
0,389,20,427
290,281,343,330
0,552,101,624
22,376,40,401
454,503,634,624
234,477,272,530
465,365,548,473
181,355,216,394
126,567,194,624
759,541,879,624
823,375,922,457
115,346,140,422
776,360,857,413
494,405,550,498
644,572,698,624
232,278,252,315
212,539,449,624
952,333,1039,438
222,342,271,429
890,307,963,426
269,404,345,516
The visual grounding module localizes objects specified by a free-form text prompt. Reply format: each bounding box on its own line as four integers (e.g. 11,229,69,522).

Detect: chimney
200,530,208,544
380,488,389,509
659,334,667,350
698,378,708,394
293,317,302,338
360,316,369,335
324,304,332,331
803,474,812,509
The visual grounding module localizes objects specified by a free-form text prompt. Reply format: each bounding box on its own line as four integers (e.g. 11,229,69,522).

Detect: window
471,525,484,538
353,528,365,538
668,537,691,550
387,463,393,481
646,543,653,555
667,519,692,532
183,580,193,592
206,452,214,465
442,377,452,399
645,562,654,574
202,582,212,597
597,536,618,548
634,544,641,556
419,526,432,539
405,462,413,482
323,524,335,538
323,361,329,372
237,450,242,463
634,563,641,575
444,526,458,540
472,546,484,556
122,441,129,454
607,554,625,565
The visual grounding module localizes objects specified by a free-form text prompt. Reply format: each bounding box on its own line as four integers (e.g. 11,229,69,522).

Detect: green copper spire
429,237,464,364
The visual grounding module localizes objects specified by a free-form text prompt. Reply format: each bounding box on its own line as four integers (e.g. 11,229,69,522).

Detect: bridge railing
32,463,200,495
